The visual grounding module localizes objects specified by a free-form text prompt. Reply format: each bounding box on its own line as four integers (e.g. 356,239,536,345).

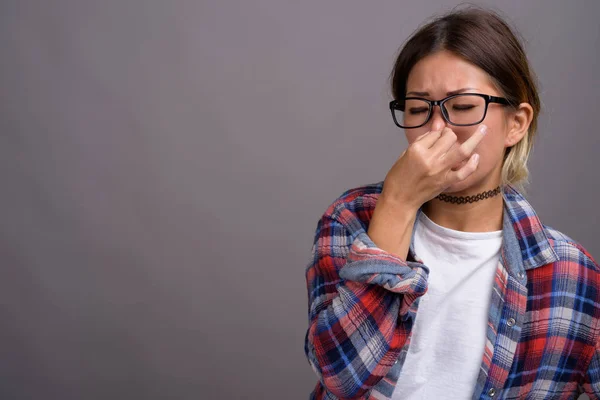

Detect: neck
422,185,504,232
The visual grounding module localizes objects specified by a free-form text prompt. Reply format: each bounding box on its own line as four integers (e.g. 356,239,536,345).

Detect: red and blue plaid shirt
304,181,600,399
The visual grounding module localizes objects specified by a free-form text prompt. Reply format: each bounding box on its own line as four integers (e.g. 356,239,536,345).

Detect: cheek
476,129,508,167
480,113,510,150
487,122,509,148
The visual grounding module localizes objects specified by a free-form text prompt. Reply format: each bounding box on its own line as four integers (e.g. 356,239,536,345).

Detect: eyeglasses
389,93,511,129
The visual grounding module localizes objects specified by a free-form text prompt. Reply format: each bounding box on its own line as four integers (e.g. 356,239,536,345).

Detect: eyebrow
406,88,478,96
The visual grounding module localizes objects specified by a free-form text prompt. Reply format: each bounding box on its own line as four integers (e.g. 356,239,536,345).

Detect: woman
303,7,599,400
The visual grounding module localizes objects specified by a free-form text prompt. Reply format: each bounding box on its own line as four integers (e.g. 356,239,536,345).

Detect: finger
447,152,479,183
448,145,467,170
415,129,443,148
444,124,488,166
430,127,458,155
414,131,429,141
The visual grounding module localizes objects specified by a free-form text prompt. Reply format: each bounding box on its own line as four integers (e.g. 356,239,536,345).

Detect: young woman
303,8,600,400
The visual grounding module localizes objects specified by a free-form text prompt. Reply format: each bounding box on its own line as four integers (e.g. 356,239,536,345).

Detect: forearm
367,195,418,262
305,212,426,398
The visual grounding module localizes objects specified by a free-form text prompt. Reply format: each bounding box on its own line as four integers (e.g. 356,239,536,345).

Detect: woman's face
404,50,512,195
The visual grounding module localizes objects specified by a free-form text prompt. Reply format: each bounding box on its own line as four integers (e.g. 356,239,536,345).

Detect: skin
368,50,533,260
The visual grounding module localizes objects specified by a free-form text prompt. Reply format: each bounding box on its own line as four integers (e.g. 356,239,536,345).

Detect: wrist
367,195,418,260
377,192,420,219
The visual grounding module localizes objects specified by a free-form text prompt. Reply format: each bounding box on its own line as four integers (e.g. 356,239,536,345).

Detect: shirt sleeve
303,211,428,399
581,337,600,398
576,243,600,399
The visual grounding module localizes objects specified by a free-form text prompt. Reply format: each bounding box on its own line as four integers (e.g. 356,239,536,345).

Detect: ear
505,103,534,147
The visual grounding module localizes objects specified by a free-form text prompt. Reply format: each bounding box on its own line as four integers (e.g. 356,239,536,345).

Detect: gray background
1,0,598,399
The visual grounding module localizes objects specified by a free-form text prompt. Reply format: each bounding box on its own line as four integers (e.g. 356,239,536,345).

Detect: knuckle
457,146,469,159
425,168,437,178
452,170,464,182
424,155,437,168
408,143,425,157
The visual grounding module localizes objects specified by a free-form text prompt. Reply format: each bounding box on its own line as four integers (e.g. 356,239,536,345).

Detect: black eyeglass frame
389,93,511,129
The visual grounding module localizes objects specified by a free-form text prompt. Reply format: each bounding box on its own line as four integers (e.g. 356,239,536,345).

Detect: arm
304,210,428,399
367,193,418,262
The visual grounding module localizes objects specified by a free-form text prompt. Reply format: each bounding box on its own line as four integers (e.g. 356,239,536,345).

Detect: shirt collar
501,184,559,270
382,181,559,271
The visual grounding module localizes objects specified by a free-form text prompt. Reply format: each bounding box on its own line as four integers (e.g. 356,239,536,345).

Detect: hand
380,124,488,210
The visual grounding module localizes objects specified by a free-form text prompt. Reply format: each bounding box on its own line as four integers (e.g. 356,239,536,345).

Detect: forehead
406,50,498,95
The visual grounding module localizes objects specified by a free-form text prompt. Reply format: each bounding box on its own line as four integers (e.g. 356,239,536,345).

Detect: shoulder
322,181,383,218
543,224,600,273
318,180,384,233
308,181,384,261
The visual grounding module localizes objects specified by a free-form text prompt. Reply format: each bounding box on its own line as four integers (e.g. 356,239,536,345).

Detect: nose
429,106,447,131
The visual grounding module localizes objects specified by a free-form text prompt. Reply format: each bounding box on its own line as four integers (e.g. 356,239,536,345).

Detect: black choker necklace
435,185,502,204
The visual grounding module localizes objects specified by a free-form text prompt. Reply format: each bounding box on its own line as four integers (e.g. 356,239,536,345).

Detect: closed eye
452,104,477,111
409,107,429,114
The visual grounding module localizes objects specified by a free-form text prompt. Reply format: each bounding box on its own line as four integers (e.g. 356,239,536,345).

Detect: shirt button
395,359,398,365
507,318,516,327
487,387,496,397
518,271,525,280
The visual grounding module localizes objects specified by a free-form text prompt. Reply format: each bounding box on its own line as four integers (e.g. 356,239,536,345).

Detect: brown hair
390,6,540,191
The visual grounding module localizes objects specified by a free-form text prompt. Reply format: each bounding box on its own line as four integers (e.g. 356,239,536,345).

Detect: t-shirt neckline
418,211,503,241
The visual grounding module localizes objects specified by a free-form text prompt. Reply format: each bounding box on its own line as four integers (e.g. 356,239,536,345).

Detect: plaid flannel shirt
304,181,600,399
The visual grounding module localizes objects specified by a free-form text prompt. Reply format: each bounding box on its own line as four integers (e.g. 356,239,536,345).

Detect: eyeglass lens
395,95,487,128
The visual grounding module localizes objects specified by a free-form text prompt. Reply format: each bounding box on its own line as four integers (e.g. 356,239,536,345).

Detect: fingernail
479,125,488,135
474,153,480,163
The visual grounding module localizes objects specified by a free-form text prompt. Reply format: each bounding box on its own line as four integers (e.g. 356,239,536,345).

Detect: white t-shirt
391,211,502,399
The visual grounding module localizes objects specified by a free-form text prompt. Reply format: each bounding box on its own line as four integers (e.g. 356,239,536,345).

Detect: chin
442,176,482,195
440,159,503,196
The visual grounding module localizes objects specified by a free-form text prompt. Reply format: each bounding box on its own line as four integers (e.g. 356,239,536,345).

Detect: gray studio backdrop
1,1,598,399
